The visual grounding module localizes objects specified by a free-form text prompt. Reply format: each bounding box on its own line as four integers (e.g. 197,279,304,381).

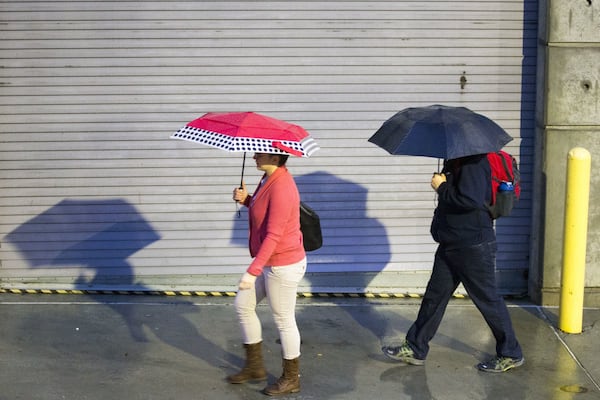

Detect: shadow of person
229,171,402,396
5,198,241,375
230,171,394,340
294,171,394,339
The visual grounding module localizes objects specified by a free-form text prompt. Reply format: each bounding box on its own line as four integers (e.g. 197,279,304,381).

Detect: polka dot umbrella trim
171,112,320,157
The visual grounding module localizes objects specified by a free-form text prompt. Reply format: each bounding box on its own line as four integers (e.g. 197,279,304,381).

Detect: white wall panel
0,0,536,294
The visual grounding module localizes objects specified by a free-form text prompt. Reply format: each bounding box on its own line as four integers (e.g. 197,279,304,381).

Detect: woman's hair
276,154,289,167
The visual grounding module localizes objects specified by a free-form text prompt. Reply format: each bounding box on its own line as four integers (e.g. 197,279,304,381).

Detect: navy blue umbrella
368,105,513,160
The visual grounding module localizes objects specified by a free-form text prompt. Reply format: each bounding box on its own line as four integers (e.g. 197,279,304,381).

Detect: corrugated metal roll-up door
0,1,536,295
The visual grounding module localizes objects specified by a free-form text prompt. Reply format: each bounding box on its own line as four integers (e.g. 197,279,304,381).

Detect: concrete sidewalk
0,293,598,400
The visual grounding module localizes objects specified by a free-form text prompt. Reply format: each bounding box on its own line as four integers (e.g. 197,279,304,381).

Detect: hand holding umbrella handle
431,173,447,191
233,182,249,204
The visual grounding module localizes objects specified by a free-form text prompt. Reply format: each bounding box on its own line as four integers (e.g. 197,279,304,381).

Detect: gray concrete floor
0,293,598,400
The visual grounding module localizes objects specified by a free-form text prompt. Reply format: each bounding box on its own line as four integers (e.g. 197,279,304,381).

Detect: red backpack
486,151,521,219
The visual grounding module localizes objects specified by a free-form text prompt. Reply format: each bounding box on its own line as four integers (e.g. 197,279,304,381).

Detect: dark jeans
406,241,523,360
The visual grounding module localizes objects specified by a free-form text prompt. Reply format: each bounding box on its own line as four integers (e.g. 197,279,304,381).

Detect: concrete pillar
532,0,600,306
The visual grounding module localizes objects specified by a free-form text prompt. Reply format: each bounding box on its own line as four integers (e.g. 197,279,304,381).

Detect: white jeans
234,258,307,359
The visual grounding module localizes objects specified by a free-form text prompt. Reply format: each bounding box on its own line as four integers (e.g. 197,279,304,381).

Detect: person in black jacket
382,154,524,373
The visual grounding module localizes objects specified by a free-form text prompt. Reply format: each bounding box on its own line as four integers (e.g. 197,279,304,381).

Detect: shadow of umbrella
5,198,248,388
5,198,159,281
5,199,162,341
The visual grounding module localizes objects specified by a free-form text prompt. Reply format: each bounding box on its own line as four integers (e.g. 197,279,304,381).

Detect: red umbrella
172,111,319,157
171,112,319,186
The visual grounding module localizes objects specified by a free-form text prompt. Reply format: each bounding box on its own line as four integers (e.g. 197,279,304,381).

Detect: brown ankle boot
263,357,300,396
226,342,268,384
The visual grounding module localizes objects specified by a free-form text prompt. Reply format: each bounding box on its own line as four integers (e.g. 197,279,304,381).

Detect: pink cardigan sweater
242,166,305,276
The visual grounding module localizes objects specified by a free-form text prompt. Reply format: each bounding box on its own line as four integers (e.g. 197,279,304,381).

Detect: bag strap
498,152,514,182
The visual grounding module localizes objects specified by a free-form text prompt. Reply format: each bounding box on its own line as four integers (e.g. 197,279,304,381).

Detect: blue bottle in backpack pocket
494,181,515,217
499,182,514,192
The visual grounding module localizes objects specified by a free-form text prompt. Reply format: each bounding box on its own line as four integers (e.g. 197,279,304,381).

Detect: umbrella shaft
240,152,246,188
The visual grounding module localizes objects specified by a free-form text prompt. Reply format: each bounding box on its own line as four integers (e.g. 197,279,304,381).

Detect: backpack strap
498,151,514,182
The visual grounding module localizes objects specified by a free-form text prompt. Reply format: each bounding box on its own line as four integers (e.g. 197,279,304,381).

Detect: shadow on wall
229,171,429,399
230,171,394,340
5,198,160,290
5,198,242,371
230,171,392,292
5,198,168,341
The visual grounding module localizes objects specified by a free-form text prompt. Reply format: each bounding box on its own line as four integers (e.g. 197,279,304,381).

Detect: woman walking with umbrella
228,151,306,395
171,112,319,394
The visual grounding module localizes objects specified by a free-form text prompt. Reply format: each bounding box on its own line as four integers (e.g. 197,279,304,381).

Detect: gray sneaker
381,341,425,366
477,356,524,373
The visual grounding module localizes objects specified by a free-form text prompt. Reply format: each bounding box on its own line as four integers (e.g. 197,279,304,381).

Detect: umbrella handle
235,152,247,218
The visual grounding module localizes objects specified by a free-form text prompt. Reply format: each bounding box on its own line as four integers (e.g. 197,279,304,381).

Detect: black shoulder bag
299,202,322,251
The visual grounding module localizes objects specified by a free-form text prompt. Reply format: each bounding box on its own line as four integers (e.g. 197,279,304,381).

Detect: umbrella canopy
171,111,320,157
368,104,513,160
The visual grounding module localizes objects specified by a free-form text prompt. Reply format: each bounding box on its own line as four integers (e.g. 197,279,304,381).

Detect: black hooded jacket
430,154,495,248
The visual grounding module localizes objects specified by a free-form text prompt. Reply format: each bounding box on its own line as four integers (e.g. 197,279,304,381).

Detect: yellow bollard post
558,147,591,333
